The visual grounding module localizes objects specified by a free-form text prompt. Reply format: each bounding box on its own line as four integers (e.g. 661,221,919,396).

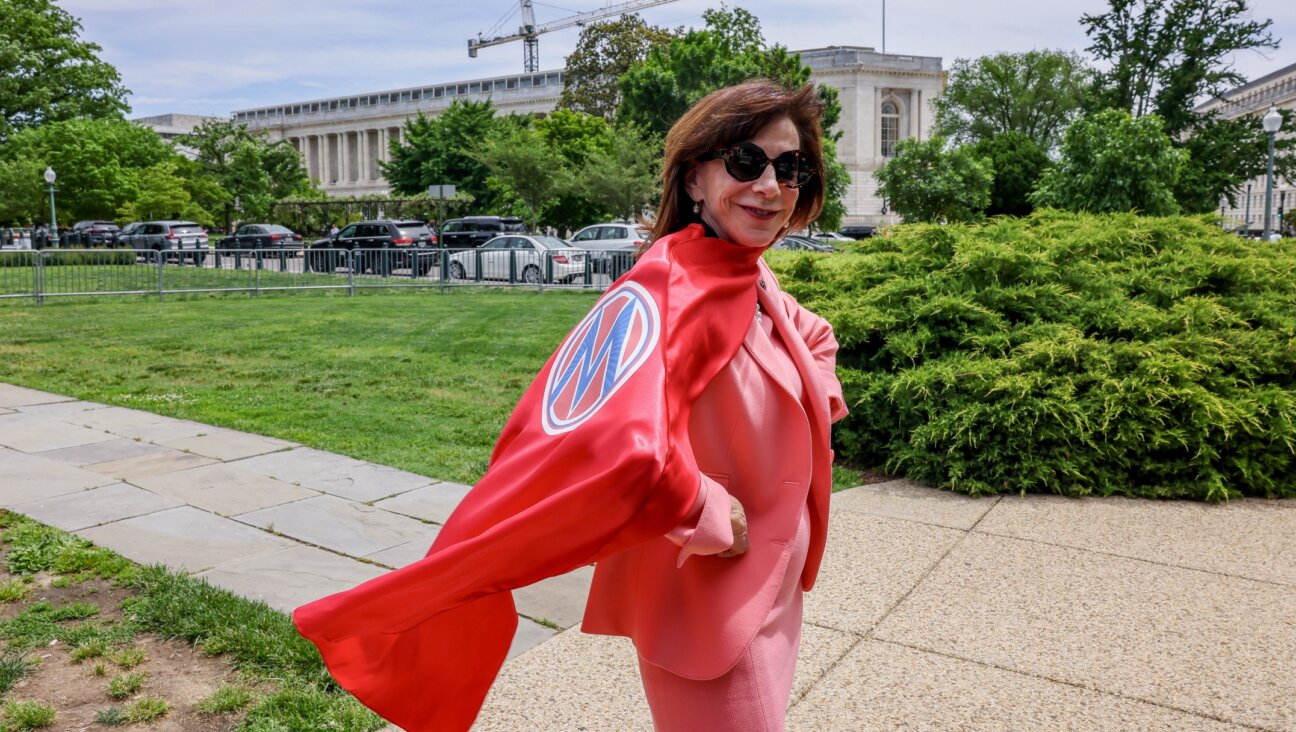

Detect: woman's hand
715,496,749,558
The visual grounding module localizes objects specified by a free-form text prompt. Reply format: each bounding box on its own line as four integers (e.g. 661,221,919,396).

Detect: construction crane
469,0,678,73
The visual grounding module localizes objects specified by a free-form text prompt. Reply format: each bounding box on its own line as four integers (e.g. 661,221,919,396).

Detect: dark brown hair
648,79,826,244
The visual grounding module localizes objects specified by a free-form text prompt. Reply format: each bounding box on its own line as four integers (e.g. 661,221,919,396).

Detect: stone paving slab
236,495,434,557
77,506,297,573
12,400,108,417
131,463,317,517
0,447,117,506
871,532,1296,731
802,509,964,635
473,620,858,731
373,481,473,524
233,447,434,503
196,544,389,614
157,430,297,462
58,404,186,432
976,494,1296,587
787,639,1245,731
7,482,182,532
85,449,219,481
831,479,1000,530
512,565,595,630
0,407,12,415
365,540,433,569
35,437,171,467
508,618,558,662
0,414,119,452
0,384,76,408
118,418,218,443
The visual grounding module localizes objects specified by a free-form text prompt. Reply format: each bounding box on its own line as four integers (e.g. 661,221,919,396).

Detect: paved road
2,381,1293,731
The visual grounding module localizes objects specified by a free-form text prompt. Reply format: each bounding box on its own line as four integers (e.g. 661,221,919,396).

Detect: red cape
293,225,766,731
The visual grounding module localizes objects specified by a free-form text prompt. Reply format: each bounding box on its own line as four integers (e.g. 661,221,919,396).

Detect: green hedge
767,210,1296,500
0,250,137,267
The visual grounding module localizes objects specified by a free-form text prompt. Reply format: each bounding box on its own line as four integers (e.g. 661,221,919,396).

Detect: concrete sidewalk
1,381,1293,731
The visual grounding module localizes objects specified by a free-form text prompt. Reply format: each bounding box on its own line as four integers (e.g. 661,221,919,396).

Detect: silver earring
692,200,701,215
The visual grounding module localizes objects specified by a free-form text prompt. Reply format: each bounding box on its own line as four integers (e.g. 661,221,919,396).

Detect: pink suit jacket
582,259,847,680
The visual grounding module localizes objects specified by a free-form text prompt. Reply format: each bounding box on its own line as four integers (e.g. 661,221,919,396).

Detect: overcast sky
60,0,1295,119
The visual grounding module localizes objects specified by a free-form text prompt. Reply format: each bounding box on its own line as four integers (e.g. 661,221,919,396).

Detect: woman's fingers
716,496,749,558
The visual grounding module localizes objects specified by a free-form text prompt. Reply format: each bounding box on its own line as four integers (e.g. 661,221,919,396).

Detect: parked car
304,220,437,276
217,224,304,251
772,235,834,252
121,220,209,263
67,220,121,247
812,231,854,243
838,225,876,240
446,234,587,284
569,222,649,274
438,216,527,249
1,228,33,250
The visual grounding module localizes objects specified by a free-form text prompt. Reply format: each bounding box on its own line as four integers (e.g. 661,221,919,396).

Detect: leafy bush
767,210,1296,500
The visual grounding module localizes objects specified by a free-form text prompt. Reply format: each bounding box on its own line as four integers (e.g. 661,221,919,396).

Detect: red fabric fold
292,225,765,731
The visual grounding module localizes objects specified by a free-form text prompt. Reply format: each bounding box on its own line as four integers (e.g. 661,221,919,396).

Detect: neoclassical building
234,46,946,228
1194,61,1296,236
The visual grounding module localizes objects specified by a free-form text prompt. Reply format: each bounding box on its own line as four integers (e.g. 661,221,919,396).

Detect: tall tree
873,137,994,224
1082,0,1277,137
1031,109,1185,216
972,132,1052,217
559,15,673,120
381,100,502,211
932,51,1093,150
116,160,214,226
0,0,130,141
1081,0,1286,212
475,126,570,232
0,117,174,222
582,123,661,223
535,109,614,232
181,120,312,222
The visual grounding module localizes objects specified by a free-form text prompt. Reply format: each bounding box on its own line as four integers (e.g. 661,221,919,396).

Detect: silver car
123,220,210,263
570,222,649,274
446,235,587,284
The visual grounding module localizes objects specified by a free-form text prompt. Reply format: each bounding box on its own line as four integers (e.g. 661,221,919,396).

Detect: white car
813,231,855,243
1,228,32,250
446,234,588,284
570,222,649,274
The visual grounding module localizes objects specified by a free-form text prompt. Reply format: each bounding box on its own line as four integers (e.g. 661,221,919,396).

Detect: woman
292,80,845,732
583,79,848,730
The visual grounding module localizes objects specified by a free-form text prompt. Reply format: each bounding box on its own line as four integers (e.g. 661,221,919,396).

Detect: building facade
234,46,945,228
131,113,224,158
1194,61,1296,237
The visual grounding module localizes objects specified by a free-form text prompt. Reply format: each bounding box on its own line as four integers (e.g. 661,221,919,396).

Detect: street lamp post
43,167,59,249
1262,106,1283,242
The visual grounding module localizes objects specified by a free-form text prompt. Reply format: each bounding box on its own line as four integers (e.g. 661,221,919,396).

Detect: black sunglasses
699,141,816,189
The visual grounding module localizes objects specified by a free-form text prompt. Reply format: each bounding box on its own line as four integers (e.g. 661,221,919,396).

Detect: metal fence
0,248,639,304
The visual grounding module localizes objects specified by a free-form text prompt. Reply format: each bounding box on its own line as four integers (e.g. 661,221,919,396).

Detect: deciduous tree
972,132,1052,217
1031,109,1184,216
475,126,571,232
381,100,502,211
873,137,993,224
0,0,130,141
932,51,1092,150
559,15,673,119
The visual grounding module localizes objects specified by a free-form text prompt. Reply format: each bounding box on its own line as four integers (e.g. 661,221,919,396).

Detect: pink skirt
637,506,811,732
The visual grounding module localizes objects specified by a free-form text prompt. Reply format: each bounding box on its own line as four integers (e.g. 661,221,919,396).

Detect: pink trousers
637,506,811,732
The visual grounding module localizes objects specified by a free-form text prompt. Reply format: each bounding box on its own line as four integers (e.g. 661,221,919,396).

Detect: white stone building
234,46,946,228
131,113,223,158
1194,61,1296,237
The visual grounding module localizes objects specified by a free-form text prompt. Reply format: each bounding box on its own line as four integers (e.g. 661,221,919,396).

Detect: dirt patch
2,569,248,731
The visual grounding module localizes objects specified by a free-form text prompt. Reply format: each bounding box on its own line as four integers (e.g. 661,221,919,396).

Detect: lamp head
43,167,56,185
1262,106,1283,134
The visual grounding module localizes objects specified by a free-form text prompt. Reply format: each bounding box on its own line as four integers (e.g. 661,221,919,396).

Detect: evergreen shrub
767,210,1296,500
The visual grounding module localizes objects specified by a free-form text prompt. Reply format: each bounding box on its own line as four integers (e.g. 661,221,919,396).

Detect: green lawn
0,288,863,489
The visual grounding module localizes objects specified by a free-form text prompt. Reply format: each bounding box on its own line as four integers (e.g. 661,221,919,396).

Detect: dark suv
67,220,121,247
305,220,437,276
439,216,527,249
